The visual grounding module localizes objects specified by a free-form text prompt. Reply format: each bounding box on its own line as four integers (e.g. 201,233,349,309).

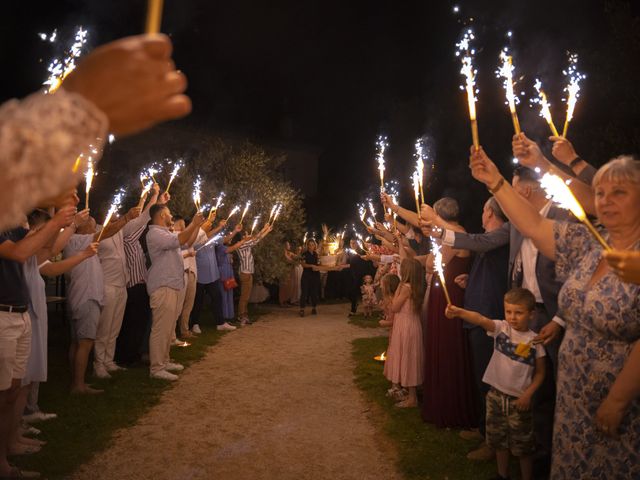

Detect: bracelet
488,177,505,194
569,156,583,169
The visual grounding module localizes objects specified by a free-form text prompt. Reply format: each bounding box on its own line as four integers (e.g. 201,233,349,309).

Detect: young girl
383,258,425,408
360,274,377,317
378,274,401,397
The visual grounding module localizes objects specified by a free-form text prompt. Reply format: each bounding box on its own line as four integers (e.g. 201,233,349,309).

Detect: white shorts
0,311,32,390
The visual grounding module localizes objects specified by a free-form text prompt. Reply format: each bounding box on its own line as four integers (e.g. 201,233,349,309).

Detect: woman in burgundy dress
420,198,477,429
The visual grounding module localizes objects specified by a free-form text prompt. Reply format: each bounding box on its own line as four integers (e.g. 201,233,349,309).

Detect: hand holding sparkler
549,136,579,166
52,205,77,229
62,35,191,136
511,133,548,172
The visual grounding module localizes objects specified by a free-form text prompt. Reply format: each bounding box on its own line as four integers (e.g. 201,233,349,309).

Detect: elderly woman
469,147,639,479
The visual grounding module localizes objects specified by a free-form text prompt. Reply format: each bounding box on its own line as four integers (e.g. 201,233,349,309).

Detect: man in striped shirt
236,223,273,325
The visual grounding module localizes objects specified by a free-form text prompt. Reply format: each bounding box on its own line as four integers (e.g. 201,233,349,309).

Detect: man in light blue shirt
144,204,203,381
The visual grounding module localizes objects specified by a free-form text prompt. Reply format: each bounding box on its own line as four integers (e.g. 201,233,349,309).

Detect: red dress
421,254,477,428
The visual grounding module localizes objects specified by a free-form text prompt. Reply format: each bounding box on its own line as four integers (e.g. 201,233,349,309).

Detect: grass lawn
11,305,266,480
348,311,384,328
352,336,497,480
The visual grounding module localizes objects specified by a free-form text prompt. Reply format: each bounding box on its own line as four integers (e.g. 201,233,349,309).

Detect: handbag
223,277,238,290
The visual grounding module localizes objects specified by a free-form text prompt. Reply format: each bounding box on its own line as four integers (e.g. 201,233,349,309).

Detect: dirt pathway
71,303,401,480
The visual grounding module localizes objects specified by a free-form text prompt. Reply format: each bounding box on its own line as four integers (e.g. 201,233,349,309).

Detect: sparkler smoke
42,26,88,94
496,47,521,134
456,28,479,149
532,79,560,137
561,53,586,137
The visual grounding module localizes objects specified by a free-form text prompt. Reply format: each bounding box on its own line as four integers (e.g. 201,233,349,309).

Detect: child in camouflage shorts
446,288,546,480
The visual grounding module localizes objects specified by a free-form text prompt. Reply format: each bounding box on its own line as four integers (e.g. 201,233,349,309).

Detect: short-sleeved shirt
0,227,30,306
145,225,184,295
195,228,220,284
482,320,546,397
63,233,104,310
237,239,258,275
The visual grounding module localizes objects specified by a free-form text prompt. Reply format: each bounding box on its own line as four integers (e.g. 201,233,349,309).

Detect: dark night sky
2,0,638,229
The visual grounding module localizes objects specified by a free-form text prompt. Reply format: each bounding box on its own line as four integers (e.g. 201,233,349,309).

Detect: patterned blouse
551,221,639,479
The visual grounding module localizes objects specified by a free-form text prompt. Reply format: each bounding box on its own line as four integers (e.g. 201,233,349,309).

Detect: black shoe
299,310,305,317
311,308,317,315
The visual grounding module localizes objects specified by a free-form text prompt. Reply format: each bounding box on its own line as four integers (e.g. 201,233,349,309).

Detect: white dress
22,255,48,384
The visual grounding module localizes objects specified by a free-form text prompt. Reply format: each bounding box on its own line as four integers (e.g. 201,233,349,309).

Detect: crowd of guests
0,33,279,479
342,134,639,479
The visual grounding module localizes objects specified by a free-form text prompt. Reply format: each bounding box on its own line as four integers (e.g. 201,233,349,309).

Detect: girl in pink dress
360,275,377,317
383,259,425,408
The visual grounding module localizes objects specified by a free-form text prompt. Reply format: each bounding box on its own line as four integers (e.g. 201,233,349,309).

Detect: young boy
446,287,546,480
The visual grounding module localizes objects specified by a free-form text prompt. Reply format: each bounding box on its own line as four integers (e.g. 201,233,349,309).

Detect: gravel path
72,303,400,480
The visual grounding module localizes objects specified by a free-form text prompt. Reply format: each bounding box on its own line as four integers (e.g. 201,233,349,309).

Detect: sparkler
239,201,252,224
251,216,261,235
561,53,586,138
165,159,183,193
270,203,283,225
358,204,368,227
84,157,95,210
225,205,241,222
209,192,225,219
96,203,118,243
367,200,377,222
375,135,389,191
456,29,479,150
267,204,279,224
414,139,428,204
145,0,164,34
532,79,560,137
146,165,160,184
42,26,88,94
431,240,452,304
540,173,610,251
411,171,421,216
497,48,521,134
192,176,202,211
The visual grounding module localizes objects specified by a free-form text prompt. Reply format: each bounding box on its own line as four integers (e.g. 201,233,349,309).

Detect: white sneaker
106,364,127,372
191,324,202,334
94,367,111,379
165,362,184,372
150,370,178,381
217,322,237,331
23,411,58,423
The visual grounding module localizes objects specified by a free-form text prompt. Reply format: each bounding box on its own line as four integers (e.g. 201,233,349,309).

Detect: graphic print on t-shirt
495,332,536,366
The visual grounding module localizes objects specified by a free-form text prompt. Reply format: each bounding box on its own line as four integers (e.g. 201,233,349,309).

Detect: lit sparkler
165,159,183,193
561,53,586,138
270,203,283,225
497,47,521,134
96,203,118,243
267,203,279,224
414,139,427,204
145,0,165,34
411,171,421,215
431,240,452,304
540,173,610,250
251,216,261,235
210,192,225,219
192,176,202,211
456,29,479,150
358,204,368,227
375,135,389,191
532,79,560,137
367,200,377,222
225,205,240,222
84,157,95,210
239,201,252,224
42,26,88,94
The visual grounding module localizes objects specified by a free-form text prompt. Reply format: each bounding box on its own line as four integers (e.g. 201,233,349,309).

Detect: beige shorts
0,311,32,390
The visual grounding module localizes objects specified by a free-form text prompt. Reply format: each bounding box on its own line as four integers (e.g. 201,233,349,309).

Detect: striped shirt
123,220,150,288
236,240,257,274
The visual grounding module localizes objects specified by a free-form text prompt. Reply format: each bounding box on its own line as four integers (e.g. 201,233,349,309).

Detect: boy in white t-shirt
446,288,546,480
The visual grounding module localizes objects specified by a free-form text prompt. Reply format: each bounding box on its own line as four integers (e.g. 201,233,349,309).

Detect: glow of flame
358,204,367,222
271,203,283,224
376,135,388,190
412,170,421,213
166,159,183,191
532,79,559,136
539,173,585,221
456,29,477,121
226,205,240,220
85,157,94,206
193,176,202,210
367,200,377,220
239,200,251,224
251,216,261,235
431,240,451,303
43,27,88,94
497,48,519,113
140,180,153,198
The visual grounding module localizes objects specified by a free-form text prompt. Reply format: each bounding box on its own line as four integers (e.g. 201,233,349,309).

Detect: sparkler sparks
367,200,377,222
375,135,389,191
561,53,586,138
96,203,118,243
496,47,521,134
84,157,95,210
414,139,430,203
431,240,452,304
165,159,183,193
42,26,88,94
225,205,241,221
411,171,421,215
251,216,261,235
532,79,560,137
192,176,202,211
456,29,479,149
239,201,252,224
540,173,610,250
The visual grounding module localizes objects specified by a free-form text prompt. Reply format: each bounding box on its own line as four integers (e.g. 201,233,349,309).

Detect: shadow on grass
12,305,264,480
352,336,495,480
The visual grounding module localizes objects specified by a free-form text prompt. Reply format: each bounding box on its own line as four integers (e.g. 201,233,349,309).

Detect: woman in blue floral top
468,148,639,480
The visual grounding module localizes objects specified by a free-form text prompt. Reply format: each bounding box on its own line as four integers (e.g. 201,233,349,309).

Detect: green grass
348,311,384,328
12,305,264,480
352,336,496,480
